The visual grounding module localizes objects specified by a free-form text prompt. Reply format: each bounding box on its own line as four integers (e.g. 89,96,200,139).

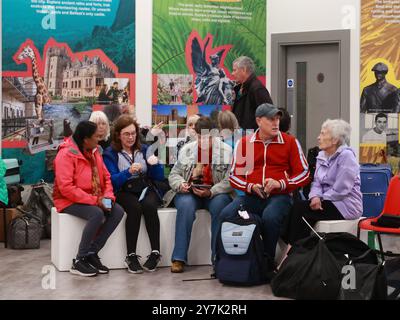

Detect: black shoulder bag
120,151,150,195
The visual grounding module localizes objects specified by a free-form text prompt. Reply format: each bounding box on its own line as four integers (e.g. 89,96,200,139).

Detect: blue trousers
219,194,293,259
172,193,232,264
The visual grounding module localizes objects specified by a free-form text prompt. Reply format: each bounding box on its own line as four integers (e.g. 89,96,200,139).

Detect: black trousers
64,203,124,258
284,199,344,245
116,190,160,254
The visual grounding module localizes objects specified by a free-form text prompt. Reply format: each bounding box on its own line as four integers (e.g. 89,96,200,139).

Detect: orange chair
358,176,400,261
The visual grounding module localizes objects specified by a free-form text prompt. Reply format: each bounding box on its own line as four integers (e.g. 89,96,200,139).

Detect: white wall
135,0,153,127
267,0,361,156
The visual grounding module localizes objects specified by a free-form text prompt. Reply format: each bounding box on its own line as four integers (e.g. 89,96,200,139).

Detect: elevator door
286,43,341,151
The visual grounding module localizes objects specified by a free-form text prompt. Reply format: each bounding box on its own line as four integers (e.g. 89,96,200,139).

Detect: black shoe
125,254,144,274
210,266,216,279
143,251,161,272
87,253,109,274
70,257,98,277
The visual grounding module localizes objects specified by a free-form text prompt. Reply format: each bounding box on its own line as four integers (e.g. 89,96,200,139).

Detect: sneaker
70,257,98,277
143,251,161,272
171,260,185,273
87,253,109,274
125,254,144,274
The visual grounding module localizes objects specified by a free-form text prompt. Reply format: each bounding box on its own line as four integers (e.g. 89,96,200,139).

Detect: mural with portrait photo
361,0,400,173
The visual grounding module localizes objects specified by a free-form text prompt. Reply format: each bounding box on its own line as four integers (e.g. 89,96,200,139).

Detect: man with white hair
232,56,273,130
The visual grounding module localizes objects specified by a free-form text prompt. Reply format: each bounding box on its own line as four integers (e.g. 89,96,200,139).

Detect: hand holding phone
252,184,268,199
190,184,212,189
102,198,112,210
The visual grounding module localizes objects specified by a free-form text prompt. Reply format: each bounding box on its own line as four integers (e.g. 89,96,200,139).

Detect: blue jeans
172,193,232,264
219,194,293,259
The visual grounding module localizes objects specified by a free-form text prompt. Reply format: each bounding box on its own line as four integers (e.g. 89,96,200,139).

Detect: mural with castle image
1,0,136,184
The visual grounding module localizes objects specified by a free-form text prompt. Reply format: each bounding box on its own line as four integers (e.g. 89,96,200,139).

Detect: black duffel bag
271,234,341,300
338,249,387,300
271,232,381,300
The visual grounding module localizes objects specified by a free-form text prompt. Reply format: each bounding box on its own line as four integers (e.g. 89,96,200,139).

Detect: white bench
51,207,212,271
275,218,363,263
314,218,361,235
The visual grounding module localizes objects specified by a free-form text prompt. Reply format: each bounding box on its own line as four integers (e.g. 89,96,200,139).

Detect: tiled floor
0,240,281,300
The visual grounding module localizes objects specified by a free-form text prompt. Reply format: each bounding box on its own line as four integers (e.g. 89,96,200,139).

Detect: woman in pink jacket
53,121,124,277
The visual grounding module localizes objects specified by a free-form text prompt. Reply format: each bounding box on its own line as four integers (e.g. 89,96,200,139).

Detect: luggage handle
362,192,385,196
362,163,389,167
348,249,373,265
302,216,323,240
16,207,42,224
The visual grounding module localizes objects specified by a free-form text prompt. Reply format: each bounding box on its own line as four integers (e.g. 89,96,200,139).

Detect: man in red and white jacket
219,103,310,264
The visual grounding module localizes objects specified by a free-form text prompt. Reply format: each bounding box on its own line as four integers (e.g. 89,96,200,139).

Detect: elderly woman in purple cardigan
282,119,362,250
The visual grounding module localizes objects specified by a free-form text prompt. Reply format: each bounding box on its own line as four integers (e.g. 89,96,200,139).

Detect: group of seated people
53,103,363,278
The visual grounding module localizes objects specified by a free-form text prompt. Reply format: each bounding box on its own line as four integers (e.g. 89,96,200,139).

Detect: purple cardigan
308,145,363,220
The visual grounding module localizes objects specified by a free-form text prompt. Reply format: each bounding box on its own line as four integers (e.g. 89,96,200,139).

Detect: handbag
24,181,54,239
122,175,150,195
120,151,150,195
371,214,400,228
7,207,42,249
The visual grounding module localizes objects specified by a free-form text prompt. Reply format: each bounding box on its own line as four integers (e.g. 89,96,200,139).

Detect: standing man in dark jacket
232,56,273,131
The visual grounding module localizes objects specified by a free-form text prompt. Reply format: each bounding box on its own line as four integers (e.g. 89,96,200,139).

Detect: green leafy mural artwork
153,0,266,75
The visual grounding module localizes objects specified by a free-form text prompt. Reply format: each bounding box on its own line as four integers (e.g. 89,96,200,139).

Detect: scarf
83,149,102,197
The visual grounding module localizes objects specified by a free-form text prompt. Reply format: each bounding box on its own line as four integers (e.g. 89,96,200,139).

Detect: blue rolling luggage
360,164,392,217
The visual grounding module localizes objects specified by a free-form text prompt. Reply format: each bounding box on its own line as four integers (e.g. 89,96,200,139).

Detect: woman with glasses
103,115,163,274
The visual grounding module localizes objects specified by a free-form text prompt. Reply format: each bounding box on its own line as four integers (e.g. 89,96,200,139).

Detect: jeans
172,193,232,264
64,203,124,258
219,194,293,259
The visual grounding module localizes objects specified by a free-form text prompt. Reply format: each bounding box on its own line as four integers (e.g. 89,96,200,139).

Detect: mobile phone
260,190,269,198
191,184,212,189
253,187,268,198
102,198,112,209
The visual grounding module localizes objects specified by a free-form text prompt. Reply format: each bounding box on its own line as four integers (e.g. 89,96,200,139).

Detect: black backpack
214,212,270,286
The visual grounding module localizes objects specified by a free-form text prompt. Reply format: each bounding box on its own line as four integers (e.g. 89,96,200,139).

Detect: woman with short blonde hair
89,111,111,151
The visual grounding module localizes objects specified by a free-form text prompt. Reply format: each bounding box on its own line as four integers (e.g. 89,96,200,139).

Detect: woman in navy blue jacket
103,115,165,274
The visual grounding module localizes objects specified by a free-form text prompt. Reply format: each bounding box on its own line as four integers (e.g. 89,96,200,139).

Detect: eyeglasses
121,132,137,138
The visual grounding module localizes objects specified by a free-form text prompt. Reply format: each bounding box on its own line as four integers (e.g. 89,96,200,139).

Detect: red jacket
230,130,310,194
53,138,115,212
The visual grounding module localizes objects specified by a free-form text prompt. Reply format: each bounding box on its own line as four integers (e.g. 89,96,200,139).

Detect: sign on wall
1,0,136,183
360,0,400,173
